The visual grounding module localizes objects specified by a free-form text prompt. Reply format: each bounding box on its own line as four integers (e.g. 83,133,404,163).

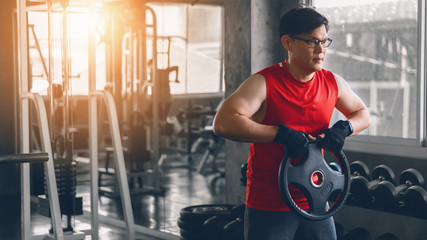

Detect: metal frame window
149,3,224,95
313,0,427,158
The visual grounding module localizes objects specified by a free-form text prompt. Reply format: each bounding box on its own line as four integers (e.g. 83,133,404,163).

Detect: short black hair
279,5,329,37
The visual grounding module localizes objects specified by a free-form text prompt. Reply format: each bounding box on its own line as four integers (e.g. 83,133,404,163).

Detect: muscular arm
334,73,371,135
213,74,278,142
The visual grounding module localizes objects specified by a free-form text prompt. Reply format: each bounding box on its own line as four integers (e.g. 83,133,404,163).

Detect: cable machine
98,1,167,197
15,0,134,239
15,0,181,239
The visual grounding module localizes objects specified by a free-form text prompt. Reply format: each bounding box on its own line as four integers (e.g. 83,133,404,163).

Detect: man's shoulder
317,68,335,78
256,62,282,75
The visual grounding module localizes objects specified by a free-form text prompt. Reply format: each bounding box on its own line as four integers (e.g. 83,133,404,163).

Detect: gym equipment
179,227,205,239
180,204,234,221
203,215,234,240
335,222,345,240
0,152,62,238
240,163,248,186
223,218,244,240
195,129,225,175
373,168,424,211
329,162,342,172
201,204,245,240
209,172,226,196
19,91,64,239
0,153,48,164
178,204,235,239
230,204,246,219
343,227,372,240
278,141,351,221
346,161,370,204
403,185,427,218
350,161,371,179
328,162,342,201
350,164,395,206
376,232,399,240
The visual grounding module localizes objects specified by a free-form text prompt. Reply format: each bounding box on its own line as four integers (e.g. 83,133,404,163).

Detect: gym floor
28,149,226,240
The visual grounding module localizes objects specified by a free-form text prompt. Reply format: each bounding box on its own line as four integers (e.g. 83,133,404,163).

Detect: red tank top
246,60,338,211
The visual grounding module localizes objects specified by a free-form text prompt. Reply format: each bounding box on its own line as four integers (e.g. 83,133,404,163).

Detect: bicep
218,74,266,119
334,73,367,118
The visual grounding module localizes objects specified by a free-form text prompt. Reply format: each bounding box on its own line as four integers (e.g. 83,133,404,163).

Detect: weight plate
278,141,350,221
180,204,234,222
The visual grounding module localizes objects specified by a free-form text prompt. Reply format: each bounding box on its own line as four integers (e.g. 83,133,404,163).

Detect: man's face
285,25,328,74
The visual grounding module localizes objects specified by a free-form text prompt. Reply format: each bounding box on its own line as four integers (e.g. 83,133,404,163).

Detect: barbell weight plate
278,141,350,221
329,162,342,173
180,204,234,222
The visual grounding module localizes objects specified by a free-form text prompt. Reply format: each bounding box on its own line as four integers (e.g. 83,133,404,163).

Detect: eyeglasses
292,36,333,48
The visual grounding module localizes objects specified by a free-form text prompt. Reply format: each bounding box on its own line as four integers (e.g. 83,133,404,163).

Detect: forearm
213,113,278,143
346,108,371,136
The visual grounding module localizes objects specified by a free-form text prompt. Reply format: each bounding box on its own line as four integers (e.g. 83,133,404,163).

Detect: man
213,5,371,240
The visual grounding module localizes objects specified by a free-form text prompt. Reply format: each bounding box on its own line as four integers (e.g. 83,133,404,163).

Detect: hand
274,124,309,158
318,120,353,152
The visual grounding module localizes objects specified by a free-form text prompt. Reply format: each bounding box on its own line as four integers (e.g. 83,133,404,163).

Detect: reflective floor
29,146,226,240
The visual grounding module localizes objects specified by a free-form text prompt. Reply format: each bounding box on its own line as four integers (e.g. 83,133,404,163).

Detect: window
28,3,224,96
148,3,224,94
28,10,107,95
314,0,421,140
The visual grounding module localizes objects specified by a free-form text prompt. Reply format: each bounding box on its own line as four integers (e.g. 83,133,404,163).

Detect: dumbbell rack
334,205,427,239
334,163,427,240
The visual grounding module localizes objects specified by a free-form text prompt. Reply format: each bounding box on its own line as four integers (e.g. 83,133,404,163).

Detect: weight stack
39,160,83,217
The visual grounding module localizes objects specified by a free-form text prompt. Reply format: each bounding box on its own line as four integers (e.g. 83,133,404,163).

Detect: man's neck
285,61,315,82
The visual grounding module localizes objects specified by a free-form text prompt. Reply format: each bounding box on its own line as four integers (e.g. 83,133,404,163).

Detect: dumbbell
343,227,372,240
335,222,345,240
350,161,371,179
350,165,395,206
403,185,427,218
376,232,399,240
347,161,371,202
373,168,424,211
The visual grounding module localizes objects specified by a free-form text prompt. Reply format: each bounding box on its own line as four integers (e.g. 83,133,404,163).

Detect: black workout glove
274,124,309,158
319,120,354,152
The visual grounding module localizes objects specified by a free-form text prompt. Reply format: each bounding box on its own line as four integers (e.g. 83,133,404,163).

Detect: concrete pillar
251,0,301,72
223,0,251,204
